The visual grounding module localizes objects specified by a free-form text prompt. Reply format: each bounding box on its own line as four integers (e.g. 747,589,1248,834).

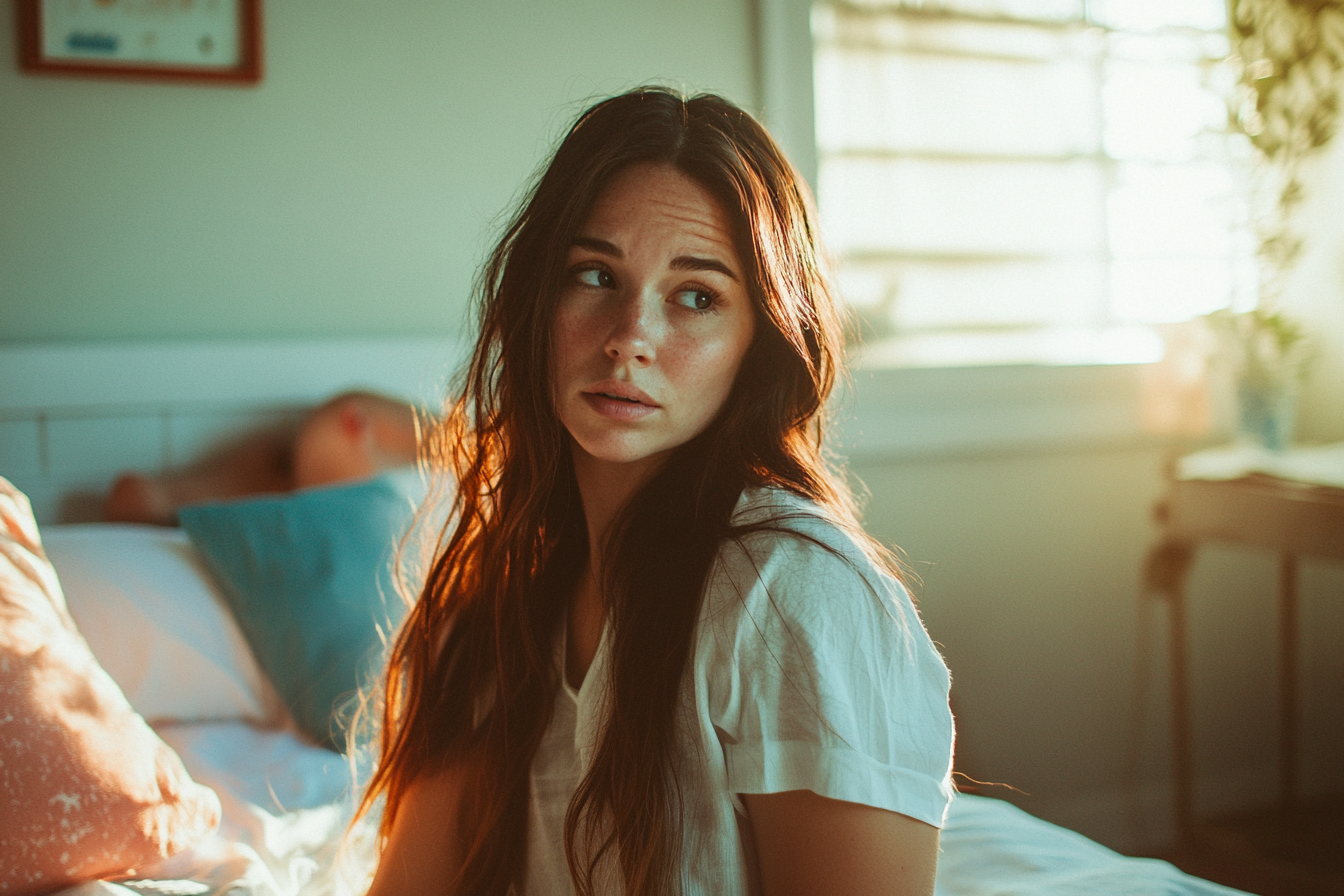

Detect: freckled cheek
552,303,583,347
664,336,743,408
551,306,597,374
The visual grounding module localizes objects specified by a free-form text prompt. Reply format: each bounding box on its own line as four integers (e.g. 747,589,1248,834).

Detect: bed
0,339,1250,896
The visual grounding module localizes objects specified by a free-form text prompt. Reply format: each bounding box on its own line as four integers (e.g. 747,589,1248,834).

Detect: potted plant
1216,0,1344,448
1207,308,1312,450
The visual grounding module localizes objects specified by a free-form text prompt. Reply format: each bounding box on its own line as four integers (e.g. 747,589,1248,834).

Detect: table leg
1168,575,1195,842
1278,553,1299,807
1145,535,1197,843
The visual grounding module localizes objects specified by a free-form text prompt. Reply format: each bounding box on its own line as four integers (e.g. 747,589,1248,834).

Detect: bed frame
0,338,465,525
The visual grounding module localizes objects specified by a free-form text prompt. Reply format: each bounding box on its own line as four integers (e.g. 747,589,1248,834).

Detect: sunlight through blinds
813,0,1256,338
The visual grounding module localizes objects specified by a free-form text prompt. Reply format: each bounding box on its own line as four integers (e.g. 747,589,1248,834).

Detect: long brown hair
356,87,864,895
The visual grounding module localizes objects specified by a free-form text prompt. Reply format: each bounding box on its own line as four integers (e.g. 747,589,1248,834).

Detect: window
810,0,1252,353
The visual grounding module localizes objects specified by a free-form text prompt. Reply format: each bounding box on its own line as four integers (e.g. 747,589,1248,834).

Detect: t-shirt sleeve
698,522,956,829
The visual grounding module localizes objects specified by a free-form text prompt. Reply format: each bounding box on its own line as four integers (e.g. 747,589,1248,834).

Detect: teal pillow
179,472,421,749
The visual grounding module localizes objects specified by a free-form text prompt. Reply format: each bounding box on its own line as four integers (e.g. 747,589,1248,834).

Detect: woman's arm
366,764,473,896
743,790,939,896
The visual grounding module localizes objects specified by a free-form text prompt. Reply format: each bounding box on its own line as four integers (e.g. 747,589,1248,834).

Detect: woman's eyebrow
571,237,739,281
671,255,738,281
572,236,621,256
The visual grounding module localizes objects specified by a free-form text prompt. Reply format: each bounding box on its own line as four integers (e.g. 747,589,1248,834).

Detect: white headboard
0,338,466,524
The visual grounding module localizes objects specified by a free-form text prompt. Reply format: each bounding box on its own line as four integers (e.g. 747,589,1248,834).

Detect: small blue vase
1236,378,1297,451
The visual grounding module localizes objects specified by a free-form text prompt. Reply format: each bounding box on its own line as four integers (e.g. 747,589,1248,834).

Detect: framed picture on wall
17,0,262,84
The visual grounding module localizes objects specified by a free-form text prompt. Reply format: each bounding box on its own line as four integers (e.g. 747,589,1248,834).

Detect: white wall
0,1,757,343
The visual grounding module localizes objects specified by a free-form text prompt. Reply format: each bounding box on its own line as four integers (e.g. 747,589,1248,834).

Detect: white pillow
42,523,281,724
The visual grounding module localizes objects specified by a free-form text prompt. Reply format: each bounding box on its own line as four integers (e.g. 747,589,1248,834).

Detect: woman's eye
675,289,717,311
575,267,615,289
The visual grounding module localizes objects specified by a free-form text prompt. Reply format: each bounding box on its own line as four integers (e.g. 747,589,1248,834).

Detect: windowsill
852,326,1165,370
832,326,1204,462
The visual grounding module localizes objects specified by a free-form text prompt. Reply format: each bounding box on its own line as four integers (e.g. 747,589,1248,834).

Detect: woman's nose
604,291,659,364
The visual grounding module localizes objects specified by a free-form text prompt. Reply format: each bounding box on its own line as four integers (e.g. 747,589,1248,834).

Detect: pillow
42,524,279,724
0,477,221,896
179,470,422,750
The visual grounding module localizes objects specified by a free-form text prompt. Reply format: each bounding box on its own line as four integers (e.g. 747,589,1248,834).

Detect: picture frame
17,0,262,85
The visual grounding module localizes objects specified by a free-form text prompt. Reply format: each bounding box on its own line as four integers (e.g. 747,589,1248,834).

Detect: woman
358,87,954,895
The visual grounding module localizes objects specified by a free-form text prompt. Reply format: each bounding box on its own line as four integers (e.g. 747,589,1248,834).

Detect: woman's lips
581,387,659,421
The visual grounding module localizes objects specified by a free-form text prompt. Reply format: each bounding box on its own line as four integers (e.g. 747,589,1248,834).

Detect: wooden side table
1145,467,1344,842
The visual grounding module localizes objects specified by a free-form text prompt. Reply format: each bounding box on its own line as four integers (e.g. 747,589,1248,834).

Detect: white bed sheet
54,723,375,896
52,722,1250,896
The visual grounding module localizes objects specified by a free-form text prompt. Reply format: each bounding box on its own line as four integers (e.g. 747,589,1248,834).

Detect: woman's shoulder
724,487,886,581
729,486,854,547
709,486,911,635
729,484,827,523
698,487,951,753
698,488,955,834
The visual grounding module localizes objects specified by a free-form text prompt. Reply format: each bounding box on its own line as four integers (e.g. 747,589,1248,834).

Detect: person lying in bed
103,390,420,525
357,87,955,896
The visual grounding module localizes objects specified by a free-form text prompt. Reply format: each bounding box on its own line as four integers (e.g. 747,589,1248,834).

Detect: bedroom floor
1153,798,1344,896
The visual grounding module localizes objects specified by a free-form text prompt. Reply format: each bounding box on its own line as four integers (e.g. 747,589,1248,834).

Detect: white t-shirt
525,487,956,895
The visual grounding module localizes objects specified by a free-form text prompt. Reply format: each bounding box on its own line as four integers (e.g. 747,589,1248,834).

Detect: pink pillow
0,478,220,896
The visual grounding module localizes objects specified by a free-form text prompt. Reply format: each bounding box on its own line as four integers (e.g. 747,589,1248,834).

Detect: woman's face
551,163,757,479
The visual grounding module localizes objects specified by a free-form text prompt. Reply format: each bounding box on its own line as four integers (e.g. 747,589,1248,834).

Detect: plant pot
1236,376,1298,451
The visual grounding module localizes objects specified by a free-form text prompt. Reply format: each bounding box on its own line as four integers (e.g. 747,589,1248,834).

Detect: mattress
47,720,1247,896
